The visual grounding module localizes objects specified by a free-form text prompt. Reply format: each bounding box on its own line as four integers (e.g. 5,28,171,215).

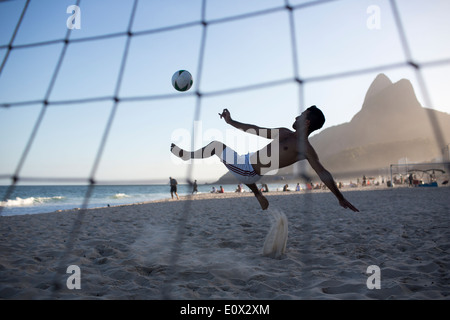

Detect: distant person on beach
192,180,198,194
171,106,359,212
169,177,179,200
260,183,269,193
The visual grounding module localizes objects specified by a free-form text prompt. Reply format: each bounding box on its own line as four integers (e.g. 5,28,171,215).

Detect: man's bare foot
171,143,190,161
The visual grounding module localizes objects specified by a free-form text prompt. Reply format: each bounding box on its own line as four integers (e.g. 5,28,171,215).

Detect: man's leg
171,141,225,160
171,142,269,209
246,183,269,210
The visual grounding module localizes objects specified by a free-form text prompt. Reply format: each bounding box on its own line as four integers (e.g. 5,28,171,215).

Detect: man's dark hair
306,105,325,134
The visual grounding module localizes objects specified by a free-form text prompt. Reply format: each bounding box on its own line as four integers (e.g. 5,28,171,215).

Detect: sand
0,186,449,300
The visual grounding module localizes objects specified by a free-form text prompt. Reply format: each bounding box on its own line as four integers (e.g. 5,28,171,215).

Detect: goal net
1,0,449,299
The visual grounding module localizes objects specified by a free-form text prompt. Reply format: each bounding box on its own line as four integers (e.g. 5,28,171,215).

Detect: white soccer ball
171,70,193,92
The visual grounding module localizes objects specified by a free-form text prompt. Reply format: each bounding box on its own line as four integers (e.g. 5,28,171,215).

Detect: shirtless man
171,106,359,212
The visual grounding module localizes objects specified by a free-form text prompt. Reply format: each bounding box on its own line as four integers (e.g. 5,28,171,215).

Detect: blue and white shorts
218,147,261,185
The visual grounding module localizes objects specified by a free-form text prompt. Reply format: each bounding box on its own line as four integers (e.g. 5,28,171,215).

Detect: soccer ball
171,70,193,92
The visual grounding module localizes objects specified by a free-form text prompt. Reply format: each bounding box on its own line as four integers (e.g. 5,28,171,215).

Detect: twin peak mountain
218,73,450,182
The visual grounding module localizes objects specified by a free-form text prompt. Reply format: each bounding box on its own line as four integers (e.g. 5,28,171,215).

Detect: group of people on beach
283,182,329,191
210,186,225,193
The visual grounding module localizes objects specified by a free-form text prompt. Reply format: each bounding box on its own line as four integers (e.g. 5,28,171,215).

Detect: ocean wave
110,193,130,199
0,196,65,207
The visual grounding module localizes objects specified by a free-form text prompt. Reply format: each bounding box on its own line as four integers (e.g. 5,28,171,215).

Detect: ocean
0,183,297,216
0,184,212,216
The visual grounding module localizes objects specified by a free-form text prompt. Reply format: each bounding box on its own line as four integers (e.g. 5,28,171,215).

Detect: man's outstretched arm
306,149,360,212
219,108,279,139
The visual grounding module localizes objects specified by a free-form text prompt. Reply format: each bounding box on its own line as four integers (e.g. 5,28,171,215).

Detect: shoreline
55,182,394,213
1,182,441,217
51,183,402,214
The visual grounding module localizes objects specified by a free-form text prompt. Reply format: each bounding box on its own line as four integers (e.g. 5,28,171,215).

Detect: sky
0,0,449,185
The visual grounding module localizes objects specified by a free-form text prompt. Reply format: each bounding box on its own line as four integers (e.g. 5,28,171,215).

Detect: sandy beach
0,186,449,300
